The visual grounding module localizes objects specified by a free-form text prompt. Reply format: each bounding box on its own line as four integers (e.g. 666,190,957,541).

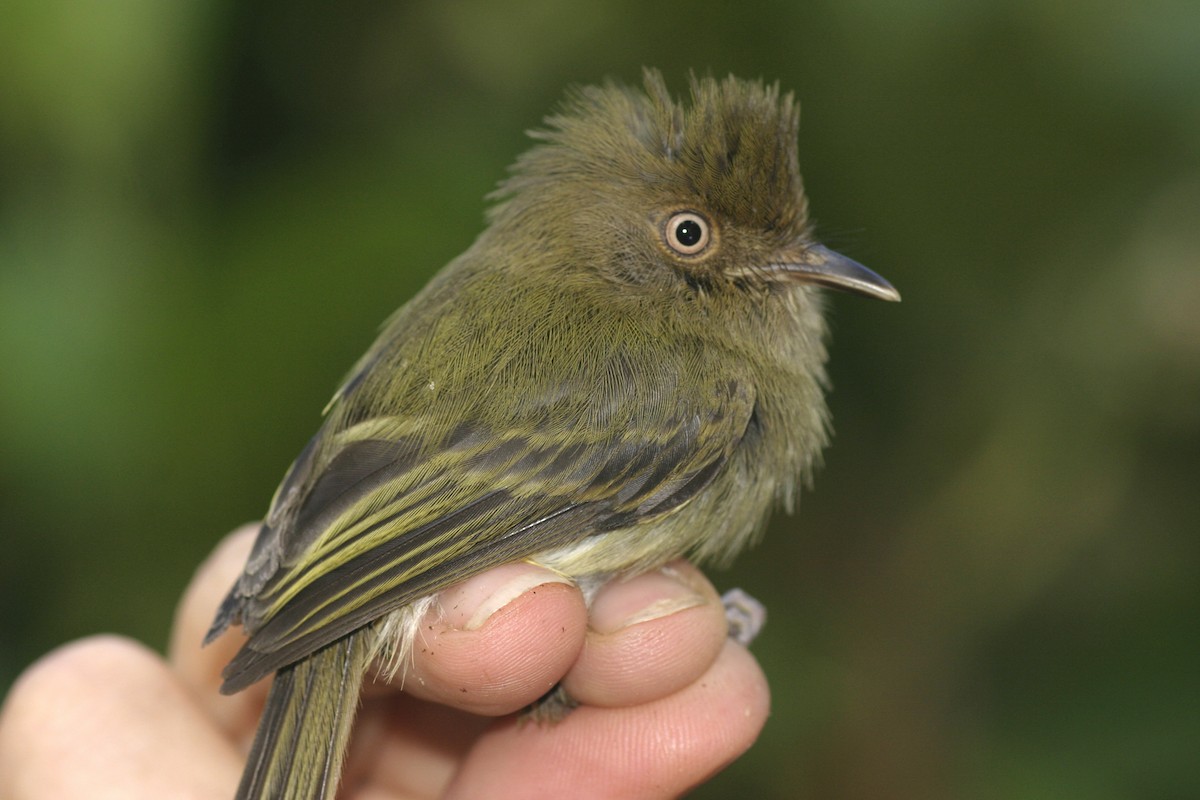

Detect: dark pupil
675,219,702,247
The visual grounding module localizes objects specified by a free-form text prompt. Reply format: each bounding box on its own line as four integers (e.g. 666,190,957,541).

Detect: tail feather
235,631,369,800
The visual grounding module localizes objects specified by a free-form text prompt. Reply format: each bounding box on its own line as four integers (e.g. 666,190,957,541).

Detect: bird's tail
235,631,370,800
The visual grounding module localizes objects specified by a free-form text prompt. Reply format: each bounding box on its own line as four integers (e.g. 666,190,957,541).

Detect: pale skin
0,524,770,799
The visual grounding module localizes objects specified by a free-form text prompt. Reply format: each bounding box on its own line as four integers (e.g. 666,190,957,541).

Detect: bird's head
488,69,899,304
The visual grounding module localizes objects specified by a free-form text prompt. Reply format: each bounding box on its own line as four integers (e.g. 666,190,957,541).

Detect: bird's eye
664,211,712,256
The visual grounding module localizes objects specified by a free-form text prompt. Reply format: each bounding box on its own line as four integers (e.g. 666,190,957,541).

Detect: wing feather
217,375,755,693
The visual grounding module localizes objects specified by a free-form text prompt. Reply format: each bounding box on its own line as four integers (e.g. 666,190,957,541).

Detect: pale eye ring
664,211,712,256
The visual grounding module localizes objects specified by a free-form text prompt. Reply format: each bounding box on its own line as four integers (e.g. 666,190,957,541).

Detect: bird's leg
522,684,580,723
720,587,766,646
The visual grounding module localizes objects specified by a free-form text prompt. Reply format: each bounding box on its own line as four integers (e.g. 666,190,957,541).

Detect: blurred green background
2,1,1197,798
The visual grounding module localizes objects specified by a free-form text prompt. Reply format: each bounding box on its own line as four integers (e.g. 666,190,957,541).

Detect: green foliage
2,2,1197,798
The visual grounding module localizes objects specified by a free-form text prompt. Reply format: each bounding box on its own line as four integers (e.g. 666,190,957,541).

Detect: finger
0,636,241,800
562,561,727,709
172,528,591,731
395,562,589,716
342,693,489,799
168,523,267,741
443,640,770,800
338,564,593,799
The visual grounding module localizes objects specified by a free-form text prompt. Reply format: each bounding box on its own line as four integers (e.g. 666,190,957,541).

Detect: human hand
0,524,769,798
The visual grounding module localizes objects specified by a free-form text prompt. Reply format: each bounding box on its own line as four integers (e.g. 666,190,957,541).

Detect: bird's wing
214,380,755,692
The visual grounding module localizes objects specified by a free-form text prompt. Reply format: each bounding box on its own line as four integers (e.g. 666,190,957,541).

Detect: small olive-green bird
206,69,899,799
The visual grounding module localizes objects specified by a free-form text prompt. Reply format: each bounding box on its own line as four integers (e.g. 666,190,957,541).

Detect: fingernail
589,564,709,635
438,562,573,631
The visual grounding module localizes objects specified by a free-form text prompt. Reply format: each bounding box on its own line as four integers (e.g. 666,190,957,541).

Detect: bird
205,68,900,800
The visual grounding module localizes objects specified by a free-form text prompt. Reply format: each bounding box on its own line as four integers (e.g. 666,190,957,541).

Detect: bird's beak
768,244,901,302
